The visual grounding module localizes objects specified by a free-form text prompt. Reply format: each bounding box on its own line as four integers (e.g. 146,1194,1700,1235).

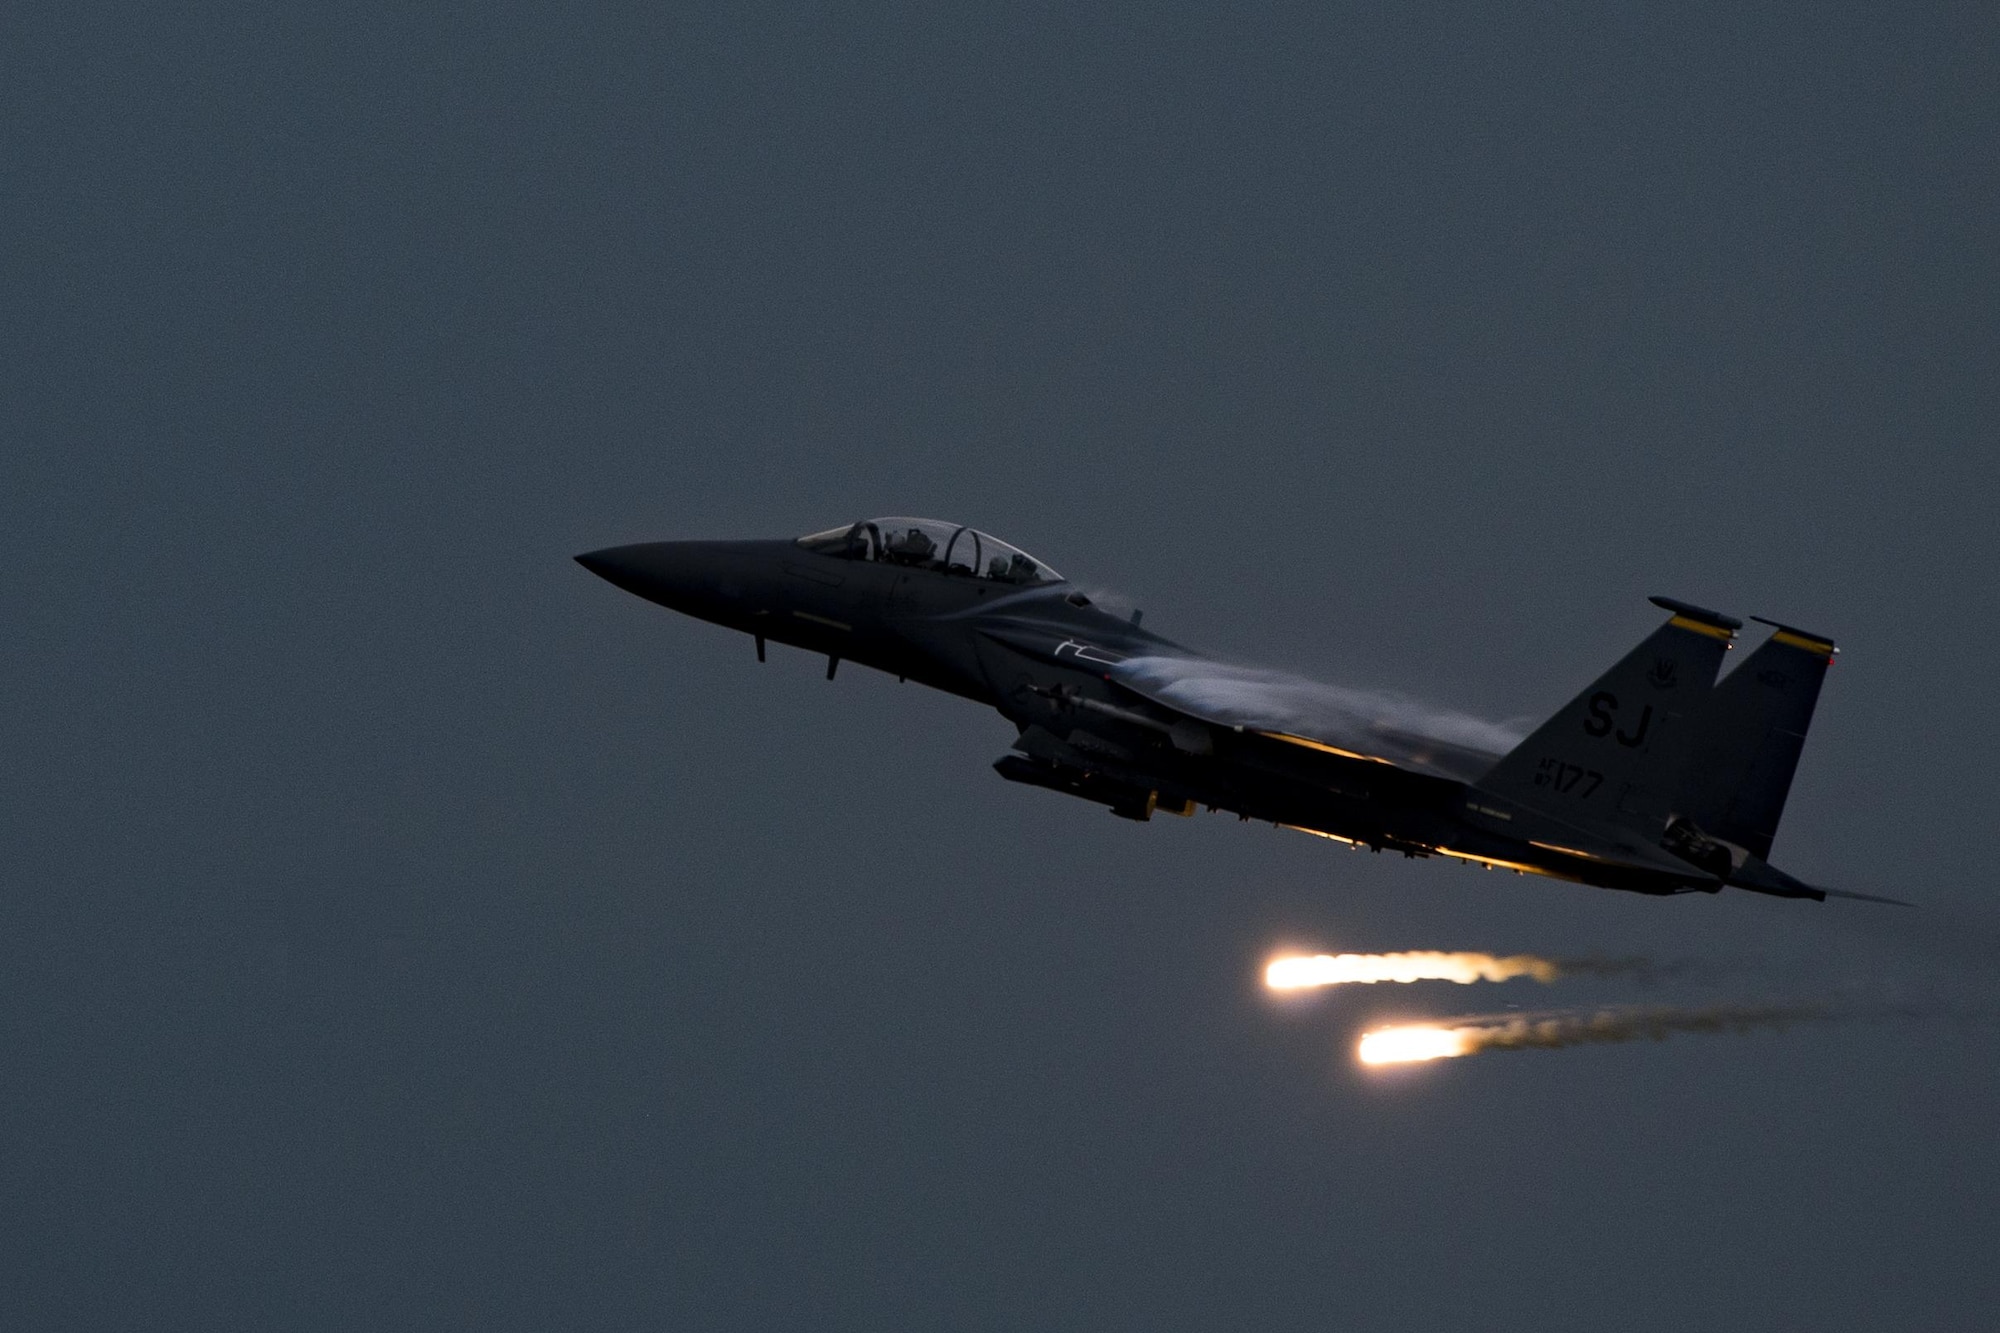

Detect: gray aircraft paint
579,521,1851,902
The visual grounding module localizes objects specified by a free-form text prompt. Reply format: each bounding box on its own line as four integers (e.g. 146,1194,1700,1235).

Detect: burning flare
1356,1004,1831,1066
1266,951,1561,990
1356,1025,1476,1064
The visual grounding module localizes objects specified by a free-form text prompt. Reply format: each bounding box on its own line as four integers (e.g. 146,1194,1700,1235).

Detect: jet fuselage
576,527,1759,897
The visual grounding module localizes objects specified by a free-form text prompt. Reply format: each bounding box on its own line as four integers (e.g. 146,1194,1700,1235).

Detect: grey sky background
5,3,1998,1329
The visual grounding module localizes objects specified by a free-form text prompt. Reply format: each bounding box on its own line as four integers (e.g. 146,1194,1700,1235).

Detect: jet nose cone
574,538,783,618
574,544,662,597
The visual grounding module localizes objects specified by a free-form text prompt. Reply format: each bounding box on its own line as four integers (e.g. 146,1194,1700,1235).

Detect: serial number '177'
1534,757,1602,798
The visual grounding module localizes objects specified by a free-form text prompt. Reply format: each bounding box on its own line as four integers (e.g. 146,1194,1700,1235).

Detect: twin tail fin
1476,601,1883,901
1474,597,1738,846
1673,617,1835,862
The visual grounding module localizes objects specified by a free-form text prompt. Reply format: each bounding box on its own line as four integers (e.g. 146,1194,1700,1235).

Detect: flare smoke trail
1267,952,1559,989
1356,1003,1837,1065
1265,952,1678,990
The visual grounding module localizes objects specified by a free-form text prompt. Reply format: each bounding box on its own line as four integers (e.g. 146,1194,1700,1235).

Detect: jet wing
977,625,1510,783
983,624,1714,888
1099,654,1511,784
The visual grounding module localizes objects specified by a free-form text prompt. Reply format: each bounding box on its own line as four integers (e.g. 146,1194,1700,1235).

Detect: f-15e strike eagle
579,517,1891,904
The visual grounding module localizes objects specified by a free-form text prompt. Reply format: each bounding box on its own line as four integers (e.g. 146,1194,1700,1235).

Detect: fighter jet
578,517,1888,903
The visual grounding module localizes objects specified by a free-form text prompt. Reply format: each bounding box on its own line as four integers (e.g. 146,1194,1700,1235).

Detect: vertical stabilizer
1675,618,1836,860
1474,598,1738,840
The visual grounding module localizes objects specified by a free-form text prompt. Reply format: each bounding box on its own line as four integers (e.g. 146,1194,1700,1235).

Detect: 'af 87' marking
1534,757,1602,798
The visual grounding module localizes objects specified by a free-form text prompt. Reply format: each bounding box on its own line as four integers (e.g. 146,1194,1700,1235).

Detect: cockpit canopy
795,518,1063,586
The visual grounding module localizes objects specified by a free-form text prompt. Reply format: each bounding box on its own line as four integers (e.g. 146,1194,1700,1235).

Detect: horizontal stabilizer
1727,855,1825,901
1724,857,1907,905
1822,886,1914,907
